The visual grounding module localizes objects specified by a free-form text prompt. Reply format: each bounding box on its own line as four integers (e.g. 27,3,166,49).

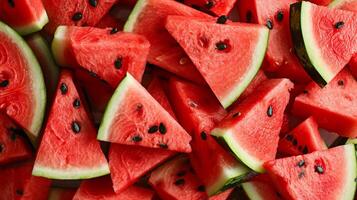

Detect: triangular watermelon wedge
211,79,293,172
165,16,269,108
33,70,110,179
98,73,192,153
264,145,357,200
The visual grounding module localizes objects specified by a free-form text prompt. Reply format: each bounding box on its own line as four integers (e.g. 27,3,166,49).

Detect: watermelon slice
73,176,155,200
98,73,192,153
0,21,46,143
278,117,327,156
166,16,269,108
123,0,209,83
293,69,357,138
42,0,117,34
241,175,282,200
0,161,52,200
0,112,32,165
290,1,357,85
33,70,109,179
48,187,77,200
26,33,60,100
211,79,293,172
0,0,48,35
264,145,357,200
52,26,150,87
168,78,249,195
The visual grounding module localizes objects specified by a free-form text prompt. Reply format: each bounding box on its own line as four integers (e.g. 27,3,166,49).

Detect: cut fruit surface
212,79,293,172
33,70,109,180
242,175,282,200
166,16,269,108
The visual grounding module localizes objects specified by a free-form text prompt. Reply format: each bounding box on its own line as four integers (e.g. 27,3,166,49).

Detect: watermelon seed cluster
284,134,309,154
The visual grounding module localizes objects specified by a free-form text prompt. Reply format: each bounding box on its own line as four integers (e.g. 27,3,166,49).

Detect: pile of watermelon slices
0,0,356,199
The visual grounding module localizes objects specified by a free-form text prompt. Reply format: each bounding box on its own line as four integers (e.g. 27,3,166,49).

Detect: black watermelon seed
73,99,80,108
266,19,273,29
114,58,123,69
148,125,158,134
136,103,143,111
176,170,186,177
159,123,167,134
16,189,23,196
246,11,252,23
216,42,227,51
110,28,119,34
297,160,305,167
174,178,185,186
298,171,305,179
200,131,207,140
175,0,184,3
267,105,273,117
197,185,206,192
60,83,68,94
88,0,98,7
88,71,98,78
285,134,293,141
334,21,344,29
71,121,81,133
8,0,15,8
0,80,9,87
132,135,142,142
232,112,241,118
205,0,214,9
158,143,168,149
338,80,344,86
302,146,308,154
0,143,4,153
314,165,324,174
72,12,83,21
303,90,308,94
292,138,298,146
216,15,228,24
276,11,284,22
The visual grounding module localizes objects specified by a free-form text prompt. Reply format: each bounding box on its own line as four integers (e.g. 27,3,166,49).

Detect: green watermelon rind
328,0,350,8
52,26,70,67
220,27,269,108
241,182,265,200
32,163,110,180
14,10,49,36
123,0,148,32
338,144,357,200
346,138,357,144
0,21,46,144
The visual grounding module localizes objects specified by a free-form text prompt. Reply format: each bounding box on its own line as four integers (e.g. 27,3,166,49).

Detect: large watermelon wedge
264,145,357,200
98,73,192,153
165,16,269,108
0,0,48,35
0,21,46,144
290,1,357,86
211,79,293,172
168,78,249,195
123,0,209,83
52,26,150,87
33,70,109,179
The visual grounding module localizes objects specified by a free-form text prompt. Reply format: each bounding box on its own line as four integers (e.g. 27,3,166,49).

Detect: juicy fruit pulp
166,16,269,108
265,145,357,200
212,79,293,172
33,71,109,179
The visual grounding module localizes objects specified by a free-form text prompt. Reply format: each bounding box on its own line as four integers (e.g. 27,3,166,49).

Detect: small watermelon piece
0,21,46,143
98,73,192,153
278,117,327,156
168,78,249,195
0,0,48,35
178,0,236,16
42,0,117,34
0,161,51,200
73,176,154,200
241,175,282,200
123,0,209,83
166,16,269,108
264,145,357,200
149,156,209,200
0,112,32,165
52,26,149,87
293,69,357,138
48,187,77,200
290,1,357,85
33,70,109,179
211,79,293,172
329,0,357,11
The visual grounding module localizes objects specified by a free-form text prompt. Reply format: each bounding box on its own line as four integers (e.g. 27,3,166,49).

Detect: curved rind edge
123,0,148,32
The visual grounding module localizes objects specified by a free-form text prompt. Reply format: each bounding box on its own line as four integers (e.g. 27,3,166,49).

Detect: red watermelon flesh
42,0,117,34
278,117,327,156
168,78,249,195
48,188,77,200
349,56,357,78
149,156,209,200
98,73,192,153
73,176,154,200
166,16,269,108
241,174,282,200
0,0,48,35
209,189,234,200
211,79,293,172
308,0,333,5
33,70,109,180
293,69,357,138
330,0,357,11
237,0,310,83
177,0,236,16
0,161,51,200
264,145,357,200
0,112,32,165
123,0,209,83
52,26,150,88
